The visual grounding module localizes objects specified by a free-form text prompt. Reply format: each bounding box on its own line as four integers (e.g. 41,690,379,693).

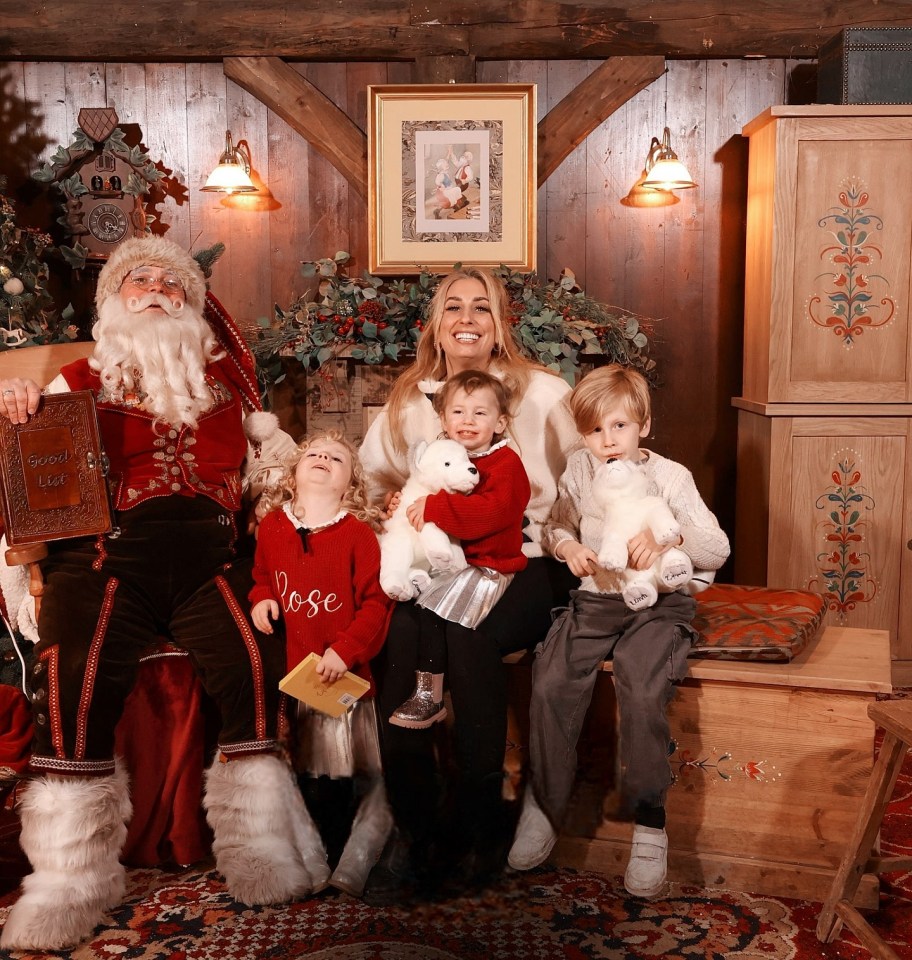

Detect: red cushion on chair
691,583,826,662
0,652,211,870
116,651,211,866
0,685,32,892
0,686,31,780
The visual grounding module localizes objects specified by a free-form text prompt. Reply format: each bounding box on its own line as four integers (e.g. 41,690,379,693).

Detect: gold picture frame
367,83,537,275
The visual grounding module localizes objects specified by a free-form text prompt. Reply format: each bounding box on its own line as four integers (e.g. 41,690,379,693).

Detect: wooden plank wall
0,57,808,568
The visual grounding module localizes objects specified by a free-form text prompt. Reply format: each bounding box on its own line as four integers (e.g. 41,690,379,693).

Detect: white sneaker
507,790,558,870
623,825,668,897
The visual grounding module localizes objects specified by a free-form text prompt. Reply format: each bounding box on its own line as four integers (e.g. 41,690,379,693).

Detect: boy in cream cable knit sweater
508,364,729,898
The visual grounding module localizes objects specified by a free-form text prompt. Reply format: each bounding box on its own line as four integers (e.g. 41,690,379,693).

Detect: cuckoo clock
33,107,162,268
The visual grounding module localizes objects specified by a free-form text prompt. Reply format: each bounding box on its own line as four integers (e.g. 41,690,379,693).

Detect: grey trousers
529,589,697,827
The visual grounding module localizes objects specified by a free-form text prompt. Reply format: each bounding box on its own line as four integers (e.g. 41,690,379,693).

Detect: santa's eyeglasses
122,272,184,294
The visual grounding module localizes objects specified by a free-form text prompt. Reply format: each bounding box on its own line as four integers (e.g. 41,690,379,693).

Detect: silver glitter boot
389,671,446,729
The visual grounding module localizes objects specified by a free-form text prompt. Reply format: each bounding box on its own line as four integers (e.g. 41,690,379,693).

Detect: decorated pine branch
250,253,657,389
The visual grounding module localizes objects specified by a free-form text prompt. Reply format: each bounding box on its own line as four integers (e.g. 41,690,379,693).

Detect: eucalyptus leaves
251,253,655,389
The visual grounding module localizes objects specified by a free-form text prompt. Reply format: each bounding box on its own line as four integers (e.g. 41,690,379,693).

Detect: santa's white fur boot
203,753,327,904
0,766,132,951
330,779,394,897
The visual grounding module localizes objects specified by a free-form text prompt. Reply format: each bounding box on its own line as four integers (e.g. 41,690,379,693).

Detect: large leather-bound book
0,390,112,549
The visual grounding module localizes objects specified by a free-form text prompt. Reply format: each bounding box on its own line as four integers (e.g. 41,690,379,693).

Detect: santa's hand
316,647,349,684
251,599,279,633
0,377,41,424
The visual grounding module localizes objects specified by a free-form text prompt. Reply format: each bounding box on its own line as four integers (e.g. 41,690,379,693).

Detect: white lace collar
469,438,509,459
282,502,348,532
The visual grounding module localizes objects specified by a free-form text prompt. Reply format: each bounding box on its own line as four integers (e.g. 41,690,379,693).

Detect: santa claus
0,237,329,951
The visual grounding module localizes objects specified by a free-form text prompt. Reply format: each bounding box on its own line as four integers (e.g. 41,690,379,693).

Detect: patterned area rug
1,746,909,960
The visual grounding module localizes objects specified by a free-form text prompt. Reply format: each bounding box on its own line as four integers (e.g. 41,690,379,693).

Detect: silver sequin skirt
415,564,513,629
292,697,383,780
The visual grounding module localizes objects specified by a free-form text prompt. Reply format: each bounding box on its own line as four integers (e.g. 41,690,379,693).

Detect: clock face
87,203,129,244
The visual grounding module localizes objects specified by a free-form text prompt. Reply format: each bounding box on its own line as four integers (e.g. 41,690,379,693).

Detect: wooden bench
504,623,893,904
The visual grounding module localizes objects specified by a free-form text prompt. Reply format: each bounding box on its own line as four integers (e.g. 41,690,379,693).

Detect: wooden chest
506,625,892,903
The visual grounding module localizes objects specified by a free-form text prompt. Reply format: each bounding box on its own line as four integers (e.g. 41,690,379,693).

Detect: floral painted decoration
808,454,878,620
250,253,656,390
808,178,896,347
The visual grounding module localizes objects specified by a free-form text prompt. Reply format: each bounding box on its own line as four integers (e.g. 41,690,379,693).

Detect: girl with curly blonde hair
258,430,382,531
249,429,394,898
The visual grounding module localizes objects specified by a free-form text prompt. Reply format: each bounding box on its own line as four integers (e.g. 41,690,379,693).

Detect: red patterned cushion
690,583,826,662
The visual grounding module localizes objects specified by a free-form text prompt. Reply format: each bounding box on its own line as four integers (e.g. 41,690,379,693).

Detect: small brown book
279,652,370,718
0,390,112,548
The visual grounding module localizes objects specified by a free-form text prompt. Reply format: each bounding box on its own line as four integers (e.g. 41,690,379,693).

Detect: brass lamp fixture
201,131,257,194
640,126,697,191
621,168,680,208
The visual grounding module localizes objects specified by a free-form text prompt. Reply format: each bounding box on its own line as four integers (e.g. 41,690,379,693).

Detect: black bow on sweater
296,526,311,553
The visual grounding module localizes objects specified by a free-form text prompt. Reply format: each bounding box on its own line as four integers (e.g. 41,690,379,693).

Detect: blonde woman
359,267,579,886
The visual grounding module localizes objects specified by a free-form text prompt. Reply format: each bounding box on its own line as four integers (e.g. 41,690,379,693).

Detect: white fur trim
0,534,29,634
1,767,131,951
95,236,207,314
204,754,324,904
242,410,280,444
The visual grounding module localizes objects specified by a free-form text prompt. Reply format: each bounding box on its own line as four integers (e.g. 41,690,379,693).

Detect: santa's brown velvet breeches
29,496,283,776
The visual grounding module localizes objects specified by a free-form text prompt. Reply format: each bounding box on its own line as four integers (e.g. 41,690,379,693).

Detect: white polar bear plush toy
591,458,696,611
379,438,480,602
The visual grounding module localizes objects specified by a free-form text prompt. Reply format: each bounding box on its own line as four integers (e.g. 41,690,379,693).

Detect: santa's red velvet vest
59,357,247,512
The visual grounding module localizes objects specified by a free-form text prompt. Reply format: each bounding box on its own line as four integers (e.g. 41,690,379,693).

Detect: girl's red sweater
250,511,393,694
423,444,531,574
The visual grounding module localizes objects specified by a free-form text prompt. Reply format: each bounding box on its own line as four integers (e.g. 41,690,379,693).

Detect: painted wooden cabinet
734,106,912,682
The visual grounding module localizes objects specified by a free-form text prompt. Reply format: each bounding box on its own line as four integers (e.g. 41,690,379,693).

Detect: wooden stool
816,699,912,960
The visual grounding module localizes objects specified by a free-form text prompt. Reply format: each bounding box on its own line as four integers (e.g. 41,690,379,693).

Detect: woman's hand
316,648,349,684
627,531,681,571
251,599,279,634
558,540,599,578
0,378,42,424
406,496,428,531
380,490,402,521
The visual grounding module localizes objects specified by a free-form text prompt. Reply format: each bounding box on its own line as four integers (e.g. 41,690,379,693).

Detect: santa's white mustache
125,292,185,317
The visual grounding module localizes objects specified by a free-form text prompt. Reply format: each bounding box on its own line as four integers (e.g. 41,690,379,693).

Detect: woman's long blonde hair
259,430,383,532
385,267,542,454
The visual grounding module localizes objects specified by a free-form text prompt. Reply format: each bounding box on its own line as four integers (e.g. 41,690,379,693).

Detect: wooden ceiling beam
0,1,905,60
413,55,477,84
537,56,665,187
223,57,368,198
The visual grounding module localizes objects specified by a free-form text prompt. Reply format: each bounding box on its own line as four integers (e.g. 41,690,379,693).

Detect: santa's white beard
91,293,225,429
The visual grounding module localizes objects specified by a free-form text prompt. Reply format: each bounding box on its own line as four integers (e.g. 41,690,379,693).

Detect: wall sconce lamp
641,127,697,191
201,131,257,194
621,169,680,208
621,126,696,208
